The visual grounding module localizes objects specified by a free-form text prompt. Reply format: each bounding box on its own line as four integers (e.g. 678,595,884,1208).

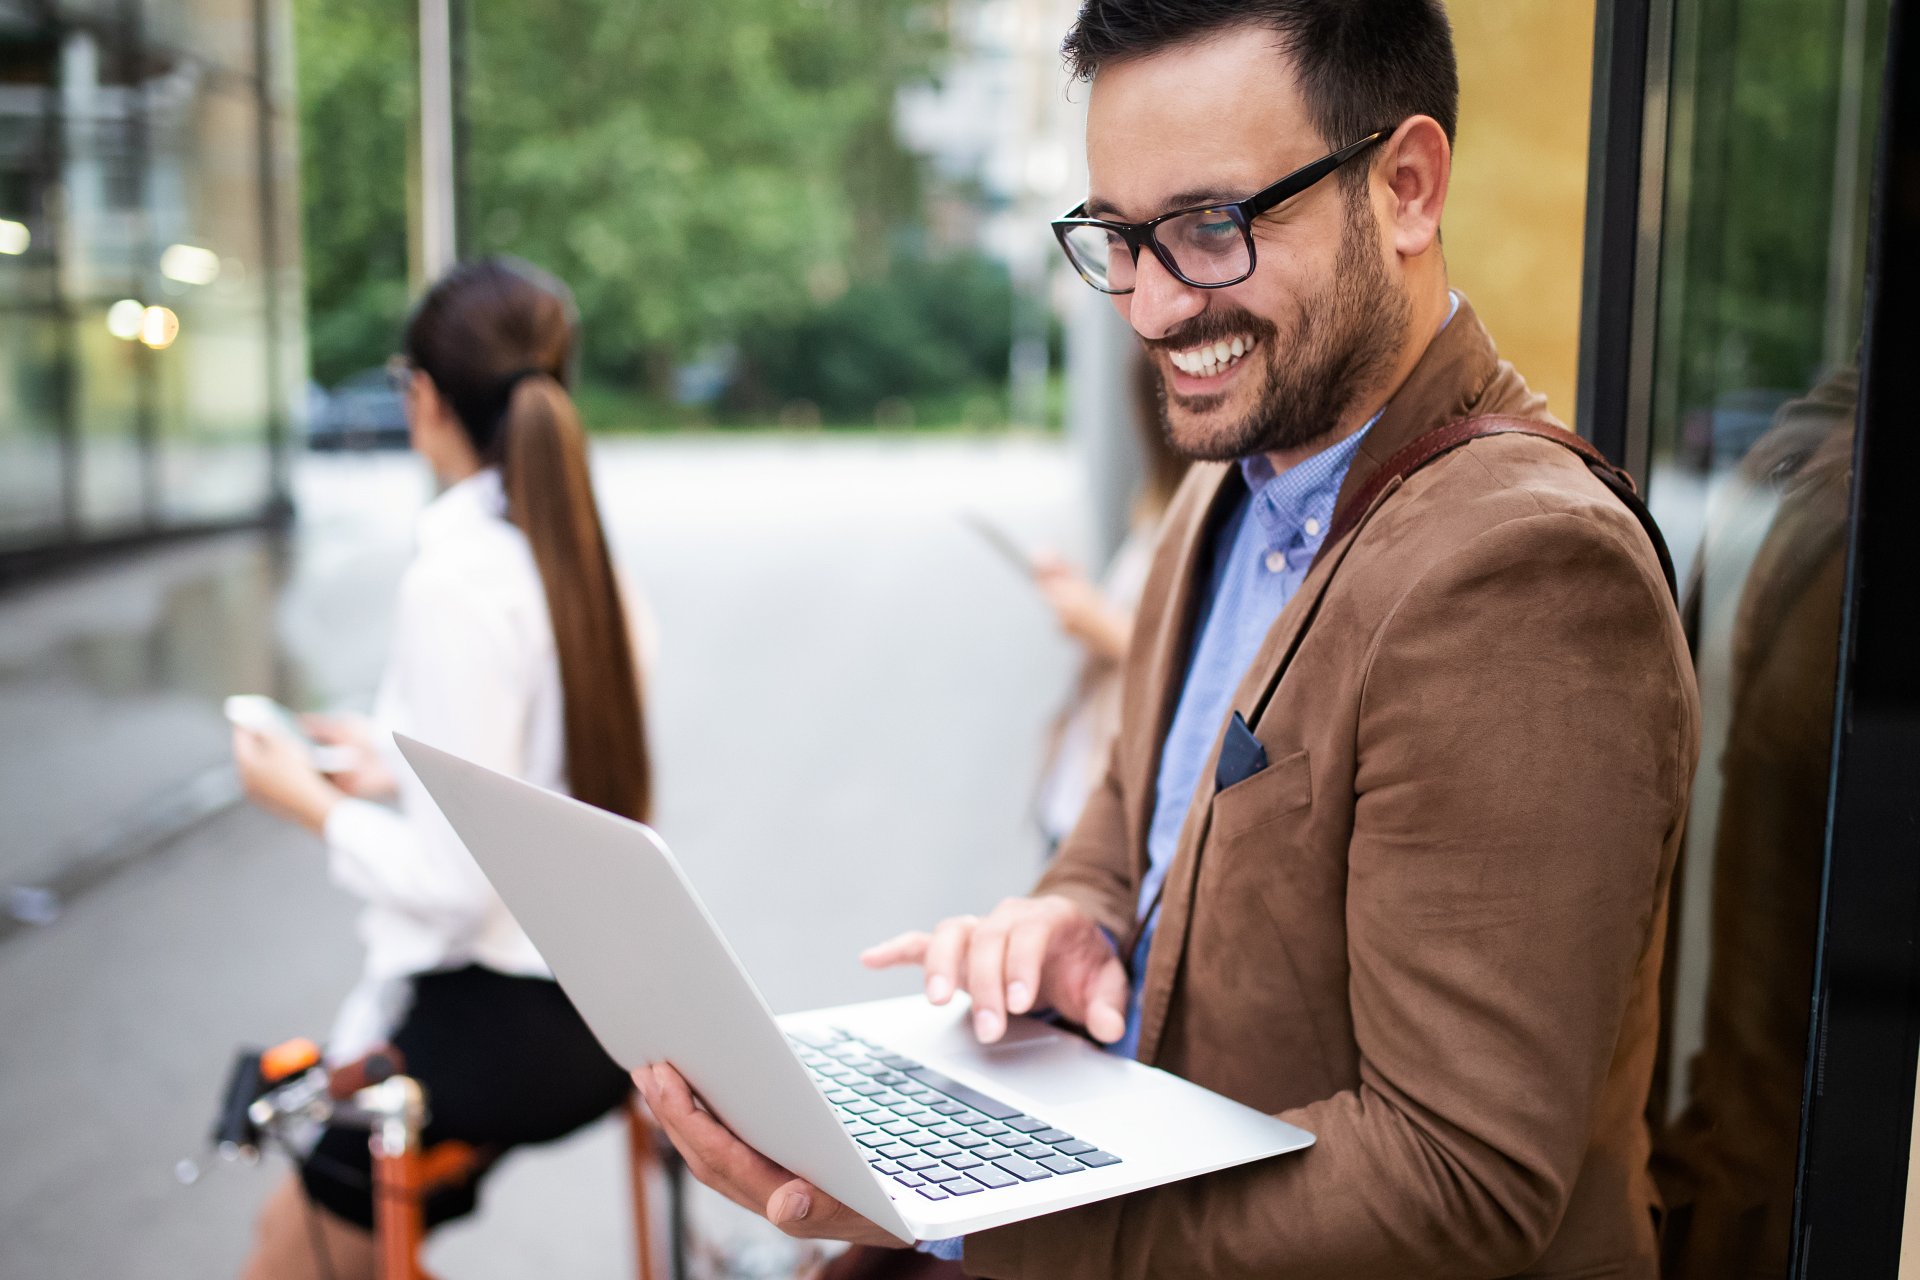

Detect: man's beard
1147,192,1412,463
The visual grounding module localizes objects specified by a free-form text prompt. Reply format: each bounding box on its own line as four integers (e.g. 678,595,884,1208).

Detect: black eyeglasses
1051,125,1397,295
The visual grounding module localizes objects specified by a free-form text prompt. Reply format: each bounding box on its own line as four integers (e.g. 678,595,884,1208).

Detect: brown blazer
966,298,1700,1280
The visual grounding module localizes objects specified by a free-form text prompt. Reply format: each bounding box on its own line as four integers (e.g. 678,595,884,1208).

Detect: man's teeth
1169,337,1255,376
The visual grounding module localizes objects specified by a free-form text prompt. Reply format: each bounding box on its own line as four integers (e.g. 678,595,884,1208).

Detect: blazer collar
1328,293,1504,526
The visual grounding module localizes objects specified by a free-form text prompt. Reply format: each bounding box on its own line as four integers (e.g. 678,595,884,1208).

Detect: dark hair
1064,0,1458,180
404,257,651,824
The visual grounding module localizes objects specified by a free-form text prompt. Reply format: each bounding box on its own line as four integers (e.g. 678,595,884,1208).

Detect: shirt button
1264,550,1286,573
1303,517,1322,537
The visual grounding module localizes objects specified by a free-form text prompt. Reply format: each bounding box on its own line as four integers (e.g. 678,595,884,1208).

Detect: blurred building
895,0,1083,437
0,0,304,573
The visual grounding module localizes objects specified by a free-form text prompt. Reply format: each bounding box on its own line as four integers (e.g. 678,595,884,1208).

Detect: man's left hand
635,1062,905,1247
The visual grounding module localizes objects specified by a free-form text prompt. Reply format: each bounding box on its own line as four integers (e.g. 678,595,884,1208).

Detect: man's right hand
860,895,1130,1046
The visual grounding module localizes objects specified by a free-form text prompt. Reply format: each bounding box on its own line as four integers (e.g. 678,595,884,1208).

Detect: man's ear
1378,115,1450,260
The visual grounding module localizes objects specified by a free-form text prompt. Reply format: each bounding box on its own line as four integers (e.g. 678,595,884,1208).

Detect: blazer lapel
1123,462,1243,888
1128,524,1364,1062
1327,296,1506,525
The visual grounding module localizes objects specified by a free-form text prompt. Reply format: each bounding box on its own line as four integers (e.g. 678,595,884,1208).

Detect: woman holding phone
230,258,648,1279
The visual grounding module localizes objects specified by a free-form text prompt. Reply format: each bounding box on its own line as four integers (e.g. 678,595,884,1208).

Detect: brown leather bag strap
1323,413,1678,600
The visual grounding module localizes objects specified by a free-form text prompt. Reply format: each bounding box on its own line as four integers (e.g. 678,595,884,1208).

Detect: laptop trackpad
949,1031,1140,1107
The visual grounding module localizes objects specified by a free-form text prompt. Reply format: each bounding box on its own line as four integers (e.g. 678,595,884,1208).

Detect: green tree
727,252,1016,419
295,0,415,387
295,0,936,397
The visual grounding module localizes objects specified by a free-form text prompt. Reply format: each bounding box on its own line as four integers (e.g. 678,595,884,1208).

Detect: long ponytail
499,375,650,823
404,257,650,823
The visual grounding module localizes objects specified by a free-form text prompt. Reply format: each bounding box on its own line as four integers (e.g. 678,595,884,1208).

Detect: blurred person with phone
1029,353,1188,851
230,258,651,1279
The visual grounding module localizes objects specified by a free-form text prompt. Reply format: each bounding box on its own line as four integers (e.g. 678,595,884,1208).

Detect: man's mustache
1141,310,1279,352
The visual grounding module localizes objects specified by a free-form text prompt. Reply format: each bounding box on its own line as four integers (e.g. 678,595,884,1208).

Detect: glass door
1580,0,1917,1273
1644,0,1888,1262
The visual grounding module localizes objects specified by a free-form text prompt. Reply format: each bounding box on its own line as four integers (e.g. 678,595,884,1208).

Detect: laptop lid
393,734,913,1240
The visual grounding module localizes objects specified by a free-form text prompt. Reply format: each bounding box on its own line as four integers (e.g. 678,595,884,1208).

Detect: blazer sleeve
965,510,1696,1280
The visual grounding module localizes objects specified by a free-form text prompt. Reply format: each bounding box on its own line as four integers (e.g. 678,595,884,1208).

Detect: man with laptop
416,0,1698,1274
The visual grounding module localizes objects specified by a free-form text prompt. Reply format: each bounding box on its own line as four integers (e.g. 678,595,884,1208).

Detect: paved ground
0,434,1087,1279
0,455,429,903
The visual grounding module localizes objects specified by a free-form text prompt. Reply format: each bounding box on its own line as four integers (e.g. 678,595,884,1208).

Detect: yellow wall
1443,0,1595,429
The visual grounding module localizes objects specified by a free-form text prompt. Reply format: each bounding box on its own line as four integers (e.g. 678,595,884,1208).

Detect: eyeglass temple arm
1242,127,1394,218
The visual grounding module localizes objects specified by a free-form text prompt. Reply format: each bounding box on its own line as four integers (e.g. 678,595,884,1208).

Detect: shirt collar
1232,289,1460,552
417,467,508,548
1237,414,1376,551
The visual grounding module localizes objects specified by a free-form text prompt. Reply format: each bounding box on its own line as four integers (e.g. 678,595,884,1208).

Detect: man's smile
1163,333,1259,396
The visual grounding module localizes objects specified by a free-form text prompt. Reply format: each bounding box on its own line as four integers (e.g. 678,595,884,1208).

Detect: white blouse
321,468,643,1060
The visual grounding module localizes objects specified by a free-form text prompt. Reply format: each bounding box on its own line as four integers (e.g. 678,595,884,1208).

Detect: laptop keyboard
787,1027,1123,1203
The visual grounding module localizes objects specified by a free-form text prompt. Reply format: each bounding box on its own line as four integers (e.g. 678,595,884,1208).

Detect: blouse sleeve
322,560,529,930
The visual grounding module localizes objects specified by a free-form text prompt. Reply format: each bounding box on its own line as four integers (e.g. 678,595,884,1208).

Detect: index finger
859,931,931,970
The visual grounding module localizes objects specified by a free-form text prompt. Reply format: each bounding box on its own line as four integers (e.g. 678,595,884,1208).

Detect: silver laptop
395,735,1314,1242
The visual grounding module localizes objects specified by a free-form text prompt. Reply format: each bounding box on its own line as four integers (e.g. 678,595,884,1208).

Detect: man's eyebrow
1085,188,1250,222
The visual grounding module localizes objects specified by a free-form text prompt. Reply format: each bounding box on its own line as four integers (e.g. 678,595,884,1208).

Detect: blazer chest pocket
1209,747,1312,842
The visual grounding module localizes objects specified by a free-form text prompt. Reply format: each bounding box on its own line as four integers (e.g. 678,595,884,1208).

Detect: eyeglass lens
1061,208,1252,292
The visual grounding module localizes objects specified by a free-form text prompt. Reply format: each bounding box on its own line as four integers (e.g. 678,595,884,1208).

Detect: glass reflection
1644,0,1886,1273
1652,367,1856,1277
0,0,295,556
150,75,273,524
0,312,68,545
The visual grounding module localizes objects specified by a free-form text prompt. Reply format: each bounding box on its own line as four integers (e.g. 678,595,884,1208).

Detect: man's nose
1120,251,1208,342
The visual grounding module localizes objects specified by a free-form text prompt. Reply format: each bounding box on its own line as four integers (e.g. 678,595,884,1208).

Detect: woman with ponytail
231,258,649,1278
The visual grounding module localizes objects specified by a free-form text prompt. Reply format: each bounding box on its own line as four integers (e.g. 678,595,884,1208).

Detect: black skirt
301,964,632,1230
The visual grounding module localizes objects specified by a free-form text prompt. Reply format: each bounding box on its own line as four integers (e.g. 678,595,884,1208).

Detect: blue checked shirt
920,424,1371,1264
1111,418,1372,1057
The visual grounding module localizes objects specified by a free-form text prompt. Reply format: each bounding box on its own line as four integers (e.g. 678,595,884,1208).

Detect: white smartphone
960,511,1036,576
224,695,358,774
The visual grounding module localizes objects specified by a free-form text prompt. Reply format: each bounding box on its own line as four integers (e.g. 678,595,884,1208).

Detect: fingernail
927,975,951,1003
974,1009,1003,1041
777,1191,811,1222
1007,981,1032,1013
